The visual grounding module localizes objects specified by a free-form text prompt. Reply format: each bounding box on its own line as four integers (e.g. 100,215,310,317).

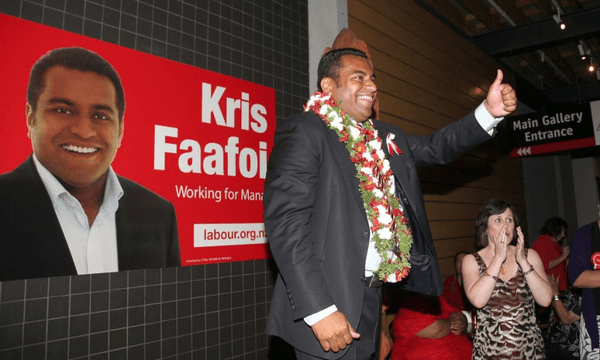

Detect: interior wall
573,157,600,228
308,0,348,93
347,0,528,279
0,1,308,359
522,154,579,248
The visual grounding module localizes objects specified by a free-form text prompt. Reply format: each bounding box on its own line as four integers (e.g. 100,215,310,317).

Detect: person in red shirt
390,294,472,360
532,217,570,292
442,251,473,311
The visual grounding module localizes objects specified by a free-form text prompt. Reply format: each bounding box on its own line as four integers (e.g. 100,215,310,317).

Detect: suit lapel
18,156,78,276
374,124,423,222
375,125,411,191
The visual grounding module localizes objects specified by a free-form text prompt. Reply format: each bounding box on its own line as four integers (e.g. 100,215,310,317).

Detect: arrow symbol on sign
517,147,531,156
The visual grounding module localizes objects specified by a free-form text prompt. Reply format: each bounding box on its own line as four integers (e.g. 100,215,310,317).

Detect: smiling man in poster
0,47,180,281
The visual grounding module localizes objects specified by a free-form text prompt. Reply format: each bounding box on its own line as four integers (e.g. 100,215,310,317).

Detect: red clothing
441,275,470,310
390,296,472,360
532,234,567,291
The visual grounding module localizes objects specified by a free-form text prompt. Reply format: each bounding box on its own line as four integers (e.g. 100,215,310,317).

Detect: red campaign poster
0,14,275,266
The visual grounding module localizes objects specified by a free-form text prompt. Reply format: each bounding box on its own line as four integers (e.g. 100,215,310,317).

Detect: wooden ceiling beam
590,37,600,53
495,0,530,24
563,0,582,10
520,52,564,87
515,0,533,8
543,46,577,81
530,0,553,17
456,0,503,30
421,0,477,36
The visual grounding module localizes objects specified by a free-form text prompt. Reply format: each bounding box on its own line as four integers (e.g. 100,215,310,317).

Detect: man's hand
484,69,517,118
448,312,467,335
311,311,360,352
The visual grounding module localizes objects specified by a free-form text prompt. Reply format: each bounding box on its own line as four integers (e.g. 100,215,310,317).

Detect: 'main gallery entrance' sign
507,100,600,157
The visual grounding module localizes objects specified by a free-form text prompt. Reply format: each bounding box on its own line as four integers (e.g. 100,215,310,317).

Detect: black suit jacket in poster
0,156,181,281
263,110,492,358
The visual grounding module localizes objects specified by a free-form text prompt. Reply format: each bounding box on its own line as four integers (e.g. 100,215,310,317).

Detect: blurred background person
462,199,552,359
442,250,473,311
544,274,581,360
569,219,600,359
390,294,472,360
533,217,570,293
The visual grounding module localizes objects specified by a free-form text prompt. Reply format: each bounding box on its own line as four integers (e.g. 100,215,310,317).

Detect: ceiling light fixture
589,58,596,73
552,10,566,30
579,40,593,62
578,42,587,60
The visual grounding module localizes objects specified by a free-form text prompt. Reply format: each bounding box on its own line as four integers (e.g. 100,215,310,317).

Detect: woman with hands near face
462,199,552,359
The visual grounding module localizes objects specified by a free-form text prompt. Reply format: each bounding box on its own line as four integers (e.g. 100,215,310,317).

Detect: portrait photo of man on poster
0,47,181,281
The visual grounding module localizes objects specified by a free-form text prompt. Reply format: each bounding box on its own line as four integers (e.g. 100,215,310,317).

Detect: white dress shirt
33,154,123,275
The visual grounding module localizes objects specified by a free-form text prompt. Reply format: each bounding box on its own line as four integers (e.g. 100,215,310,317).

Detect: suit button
363,232,368,238
291,305,296,309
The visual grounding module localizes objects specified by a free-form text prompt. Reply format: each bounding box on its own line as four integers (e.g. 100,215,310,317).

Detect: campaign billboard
0,13,275,277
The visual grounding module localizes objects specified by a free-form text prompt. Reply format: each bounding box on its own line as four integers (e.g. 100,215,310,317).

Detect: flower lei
304,91,412,283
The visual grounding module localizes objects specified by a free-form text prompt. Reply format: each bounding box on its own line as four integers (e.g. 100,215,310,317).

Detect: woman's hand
491,224,509,262
515,226,528,266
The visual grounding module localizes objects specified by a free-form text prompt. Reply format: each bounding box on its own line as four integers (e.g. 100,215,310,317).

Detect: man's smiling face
27,65,123,189
324,55,377,122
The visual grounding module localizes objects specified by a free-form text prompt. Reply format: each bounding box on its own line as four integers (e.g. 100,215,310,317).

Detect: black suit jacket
0,156,180,281
263,111,492,358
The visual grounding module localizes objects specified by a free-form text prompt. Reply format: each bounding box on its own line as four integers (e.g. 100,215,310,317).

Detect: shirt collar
32,154,124,209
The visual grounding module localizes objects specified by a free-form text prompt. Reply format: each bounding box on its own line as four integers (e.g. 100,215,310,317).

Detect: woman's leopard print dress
472,252,545,359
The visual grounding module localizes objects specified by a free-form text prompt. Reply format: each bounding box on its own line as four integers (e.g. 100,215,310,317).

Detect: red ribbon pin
386,133,401,157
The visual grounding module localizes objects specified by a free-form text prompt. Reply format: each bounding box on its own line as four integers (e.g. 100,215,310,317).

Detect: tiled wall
0,0,309,359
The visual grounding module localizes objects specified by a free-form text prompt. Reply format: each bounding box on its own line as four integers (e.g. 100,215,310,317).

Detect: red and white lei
304,91,412,283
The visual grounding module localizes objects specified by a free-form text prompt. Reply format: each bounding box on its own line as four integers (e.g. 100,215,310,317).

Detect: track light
589,58,596,73
579,40,592,61
552,12,566,30
578,43,587,60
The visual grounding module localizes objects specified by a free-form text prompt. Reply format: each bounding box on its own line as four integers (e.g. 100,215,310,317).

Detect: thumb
491,69,503,88
348,322,361,339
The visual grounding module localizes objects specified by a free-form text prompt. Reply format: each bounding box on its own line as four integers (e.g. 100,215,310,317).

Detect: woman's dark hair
454,251,469,264
475,199,519,249
317,48,368,91
540,217,568,239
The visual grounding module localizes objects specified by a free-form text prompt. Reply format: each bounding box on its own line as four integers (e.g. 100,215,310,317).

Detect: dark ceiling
415,0,600,111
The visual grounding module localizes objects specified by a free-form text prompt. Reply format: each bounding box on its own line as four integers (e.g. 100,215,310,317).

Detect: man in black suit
0,47,180,281
263,48,517,359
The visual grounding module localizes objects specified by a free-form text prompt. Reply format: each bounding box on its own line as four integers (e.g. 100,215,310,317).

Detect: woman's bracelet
482,271,499,281
522,265,535,276
552,295,560,301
